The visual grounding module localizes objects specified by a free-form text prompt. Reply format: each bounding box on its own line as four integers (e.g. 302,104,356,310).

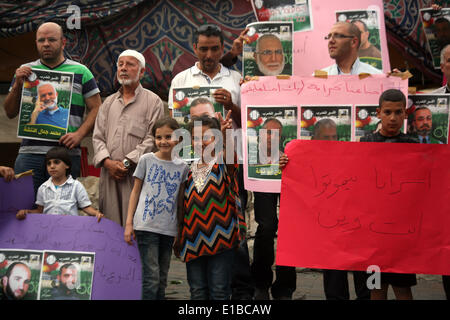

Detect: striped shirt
10,58,100,156
179,163,245,262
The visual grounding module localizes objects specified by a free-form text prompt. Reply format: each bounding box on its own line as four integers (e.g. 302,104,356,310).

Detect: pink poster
241,75,408,192
251,0,390,75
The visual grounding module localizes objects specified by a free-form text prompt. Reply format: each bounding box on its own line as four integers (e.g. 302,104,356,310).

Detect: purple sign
0,213,141,300
0,175,35,213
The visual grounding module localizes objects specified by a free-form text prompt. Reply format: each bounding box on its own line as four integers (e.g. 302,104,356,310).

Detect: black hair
45,147,71,176
59,263,76,275
193,24,224,45
151,117,180,137
188,115,220,133
378,89,406,109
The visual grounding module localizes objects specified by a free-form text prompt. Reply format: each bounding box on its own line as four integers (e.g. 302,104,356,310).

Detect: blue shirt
36,105,69,128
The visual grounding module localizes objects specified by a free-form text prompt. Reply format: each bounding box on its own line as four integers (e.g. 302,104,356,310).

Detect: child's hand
173,239,181,258
0,166,15,182
279,153,289,170
95,211,104,223
16,209,28,220
124,224,135,245
218,110,233,133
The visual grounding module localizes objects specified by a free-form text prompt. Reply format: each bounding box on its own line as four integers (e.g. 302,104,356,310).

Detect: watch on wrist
123,158,131,169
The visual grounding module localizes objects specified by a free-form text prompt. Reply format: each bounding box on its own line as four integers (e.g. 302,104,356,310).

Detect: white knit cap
118,49,146,68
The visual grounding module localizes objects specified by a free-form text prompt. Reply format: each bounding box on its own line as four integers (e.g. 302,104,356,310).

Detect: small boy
360,89,419,144
360,89,418,300
280,89,418,300
16,147,103,221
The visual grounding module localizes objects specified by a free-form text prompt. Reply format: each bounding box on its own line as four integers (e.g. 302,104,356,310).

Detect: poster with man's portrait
38,250,95,300
172,86,224,161
407,94,449,144
354,105,380,141
336,9,383,70
17,69,73,142
0,249,43,300
420,8,450,69
247,105,297,180
300,105,352,141
172,86,223,128
251,0,313,32
243,21,293,78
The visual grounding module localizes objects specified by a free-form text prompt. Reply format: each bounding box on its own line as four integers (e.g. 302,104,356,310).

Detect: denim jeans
186,249,235,300
15,153,81,196
135,230,174,300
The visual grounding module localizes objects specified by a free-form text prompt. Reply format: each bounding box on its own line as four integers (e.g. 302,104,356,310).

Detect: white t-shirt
168,62,242,128
321,58,382,75
132,153,189,237
36,175,92,215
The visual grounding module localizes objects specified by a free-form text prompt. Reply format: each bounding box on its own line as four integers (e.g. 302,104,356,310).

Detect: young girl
124,117,189,300
16,147,103,221
173,112,246,300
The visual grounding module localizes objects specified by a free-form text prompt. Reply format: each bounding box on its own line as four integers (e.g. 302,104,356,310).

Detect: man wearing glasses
254,34,285,76
319,21,381,301
321,22,382,75
409,107,443,144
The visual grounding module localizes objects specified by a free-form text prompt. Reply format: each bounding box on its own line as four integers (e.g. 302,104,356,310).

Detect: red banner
276,140,450,275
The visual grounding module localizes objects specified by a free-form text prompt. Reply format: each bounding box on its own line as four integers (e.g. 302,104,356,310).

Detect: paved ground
165,193,447,300
166,257,447,300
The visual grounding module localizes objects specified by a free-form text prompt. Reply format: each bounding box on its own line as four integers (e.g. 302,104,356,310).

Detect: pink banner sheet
276,139,450,275
241,75,408,192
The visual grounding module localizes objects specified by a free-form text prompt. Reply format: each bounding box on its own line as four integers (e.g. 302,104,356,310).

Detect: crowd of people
1,12,449,302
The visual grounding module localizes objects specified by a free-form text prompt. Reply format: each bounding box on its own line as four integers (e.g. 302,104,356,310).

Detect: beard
44,100,58,110
117,68,141,85
200,58,218,73
256,58,285,76
416,127,431,136
5,284,25,300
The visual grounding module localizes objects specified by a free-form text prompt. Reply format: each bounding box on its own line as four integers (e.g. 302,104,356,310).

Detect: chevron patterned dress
179,163,245,262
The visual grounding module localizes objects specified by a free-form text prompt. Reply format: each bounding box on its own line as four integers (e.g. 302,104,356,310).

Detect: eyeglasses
324,33,355,40
197,24,222,33
256,49,284,56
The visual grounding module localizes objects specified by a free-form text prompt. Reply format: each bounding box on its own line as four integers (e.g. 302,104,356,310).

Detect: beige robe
92,84,164,226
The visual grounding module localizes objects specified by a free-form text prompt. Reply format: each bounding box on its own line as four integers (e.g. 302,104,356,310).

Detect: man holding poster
169,24,254,299
168,24,241,127
3,22,102,194
321,22,382,75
